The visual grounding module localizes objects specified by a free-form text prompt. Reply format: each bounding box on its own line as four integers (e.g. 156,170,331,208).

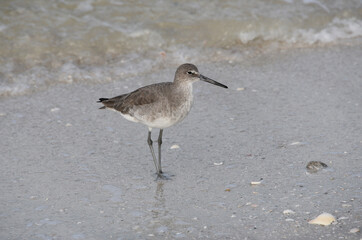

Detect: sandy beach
1,44,361,239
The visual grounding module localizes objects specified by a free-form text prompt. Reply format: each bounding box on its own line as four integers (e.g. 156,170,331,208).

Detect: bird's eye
187,71,193,74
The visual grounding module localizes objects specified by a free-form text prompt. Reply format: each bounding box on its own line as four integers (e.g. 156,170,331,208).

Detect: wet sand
1,45,361,239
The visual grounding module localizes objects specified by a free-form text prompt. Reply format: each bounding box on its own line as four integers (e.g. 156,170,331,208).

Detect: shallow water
0,0,361,97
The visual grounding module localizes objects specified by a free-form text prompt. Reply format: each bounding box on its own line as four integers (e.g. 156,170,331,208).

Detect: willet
98,63,228,177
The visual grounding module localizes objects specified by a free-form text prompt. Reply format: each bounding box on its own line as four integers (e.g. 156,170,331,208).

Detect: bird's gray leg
147,129,159,173
157,129,163,174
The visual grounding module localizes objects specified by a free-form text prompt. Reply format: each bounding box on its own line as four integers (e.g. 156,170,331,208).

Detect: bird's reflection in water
152,181,166,218
148,181,174,235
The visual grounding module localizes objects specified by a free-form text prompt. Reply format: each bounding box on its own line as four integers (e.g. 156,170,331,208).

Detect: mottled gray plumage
98,63,227,177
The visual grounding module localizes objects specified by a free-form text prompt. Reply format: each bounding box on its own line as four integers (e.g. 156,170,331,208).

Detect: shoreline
1,38,362,99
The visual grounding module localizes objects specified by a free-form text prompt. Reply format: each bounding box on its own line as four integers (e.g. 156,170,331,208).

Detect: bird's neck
174,81,193,95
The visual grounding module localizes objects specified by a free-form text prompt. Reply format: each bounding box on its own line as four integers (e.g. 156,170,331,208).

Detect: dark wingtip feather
97,98,109,103
98,98,109,109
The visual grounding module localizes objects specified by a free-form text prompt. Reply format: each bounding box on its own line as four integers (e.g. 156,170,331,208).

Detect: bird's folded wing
113,87,159,113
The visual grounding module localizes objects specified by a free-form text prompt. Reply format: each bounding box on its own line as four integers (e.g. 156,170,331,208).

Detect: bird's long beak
200,74,228,88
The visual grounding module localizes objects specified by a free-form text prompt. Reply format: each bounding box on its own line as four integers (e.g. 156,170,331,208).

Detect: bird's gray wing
113,85,161,114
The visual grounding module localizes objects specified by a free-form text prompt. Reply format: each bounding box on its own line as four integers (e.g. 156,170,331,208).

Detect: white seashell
308,213,336,226
236,87,245,91
170,144,180,149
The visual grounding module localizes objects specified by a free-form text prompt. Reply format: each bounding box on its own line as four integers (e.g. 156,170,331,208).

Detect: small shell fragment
213,162,224,166
225,188,231,192
250,181,261,185
236,87,245,91
51,107,60,112
283,209,295,215
349,228,359,233
308,213,336,226
170,144,180,149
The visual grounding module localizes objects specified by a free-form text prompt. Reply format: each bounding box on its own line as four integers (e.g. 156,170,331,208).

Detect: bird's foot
155,172,173,180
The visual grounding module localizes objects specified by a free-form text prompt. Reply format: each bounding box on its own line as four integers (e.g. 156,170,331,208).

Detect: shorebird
98,63,228,177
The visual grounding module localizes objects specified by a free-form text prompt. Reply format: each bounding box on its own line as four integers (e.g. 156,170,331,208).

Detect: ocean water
0,0,361,97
